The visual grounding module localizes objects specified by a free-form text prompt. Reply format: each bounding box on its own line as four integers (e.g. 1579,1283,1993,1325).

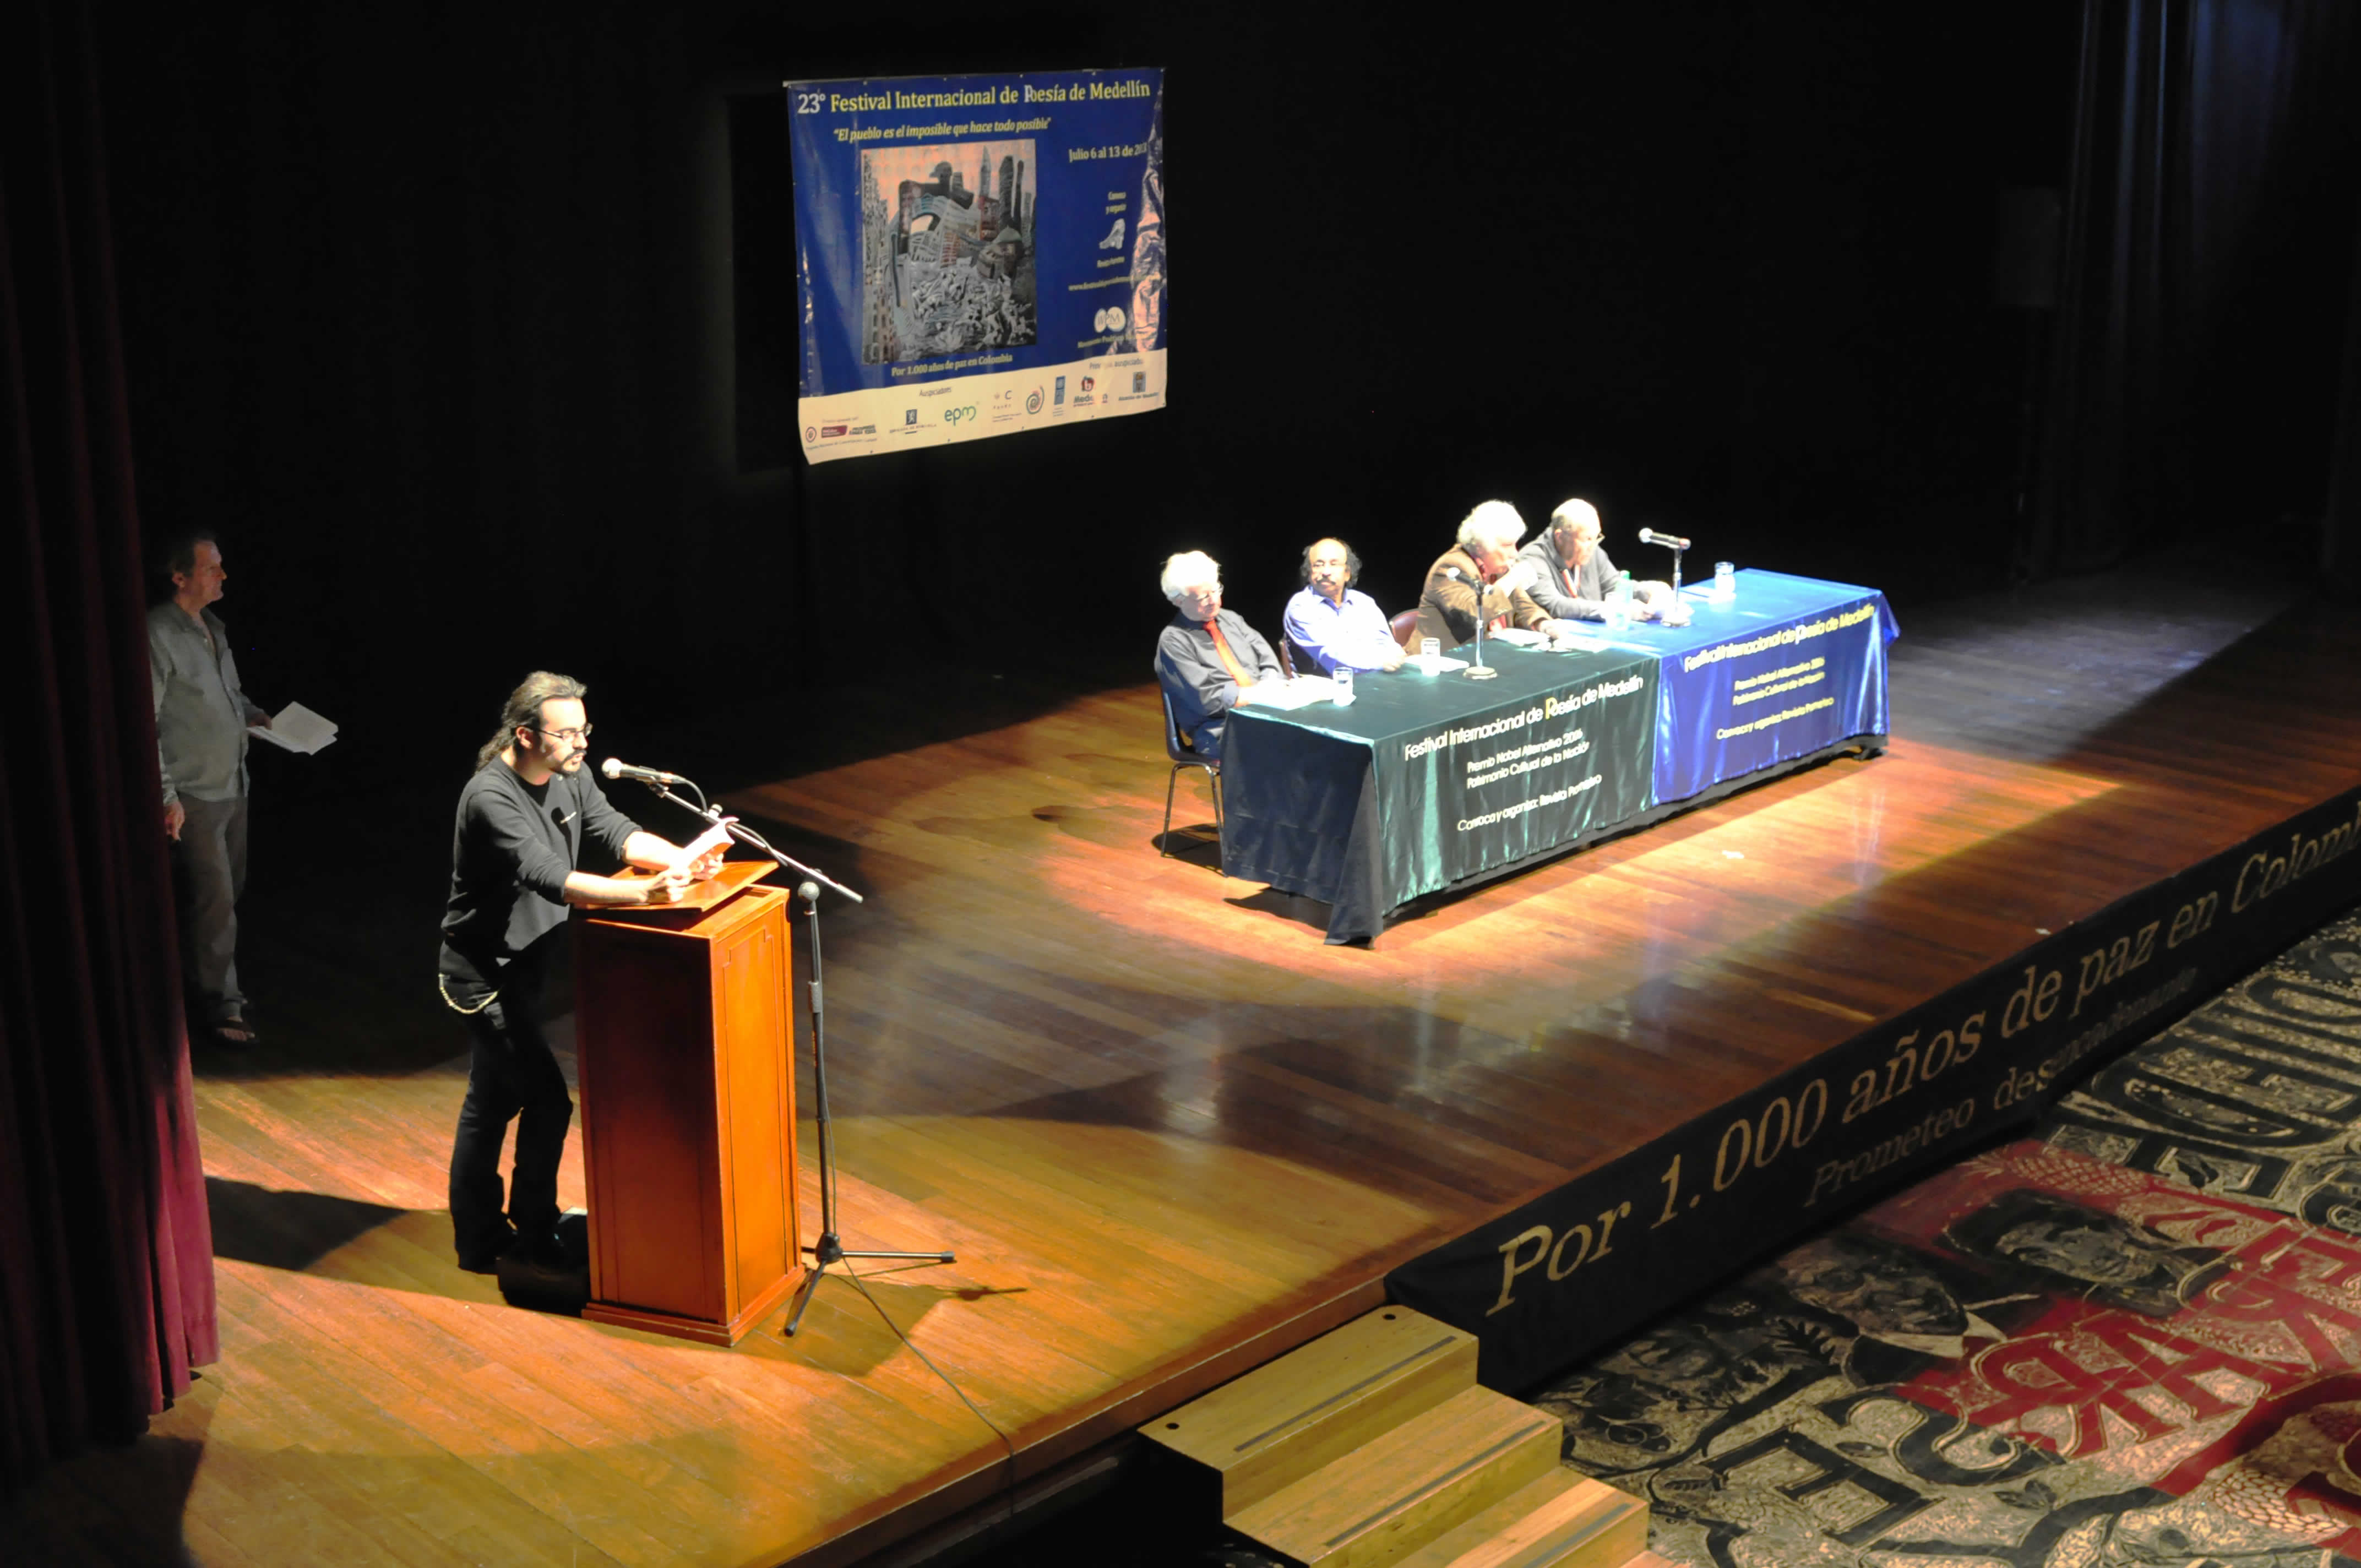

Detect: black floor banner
1388,787,2361,1392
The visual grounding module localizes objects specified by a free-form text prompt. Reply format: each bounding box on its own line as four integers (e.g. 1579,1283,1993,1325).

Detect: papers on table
1250,677,1338,710
1488,627,1549,648
248,701,338,755
1403,654,1470,675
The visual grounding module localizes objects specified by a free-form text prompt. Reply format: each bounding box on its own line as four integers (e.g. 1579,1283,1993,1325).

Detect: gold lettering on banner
1433,790,2361,1377
1488,1201,1630,1316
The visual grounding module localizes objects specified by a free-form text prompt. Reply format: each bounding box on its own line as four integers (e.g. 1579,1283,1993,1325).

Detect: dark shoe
456,1223,518,1273
509,1227,570,1268
496,1243,590,1314
203,1016,259,1047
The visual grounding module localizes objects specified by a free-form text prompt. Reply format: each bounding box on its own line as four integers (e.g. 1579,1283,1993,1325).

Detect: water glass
1332,666,1354,705
1419,637,1440,661
1714,560,1736,600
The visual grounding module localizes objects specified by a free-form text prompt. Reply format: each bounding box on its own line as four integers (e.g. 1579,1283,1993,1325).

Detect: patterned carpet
1535,907,2361,1567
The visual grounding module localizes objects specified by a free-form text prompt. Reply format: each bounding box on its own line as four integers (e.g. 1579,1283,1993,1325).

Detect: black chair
1160,689,1223,868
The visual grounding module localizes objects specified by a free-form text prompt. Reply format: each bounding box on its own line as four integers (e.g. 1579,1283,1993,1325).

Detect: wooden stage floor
14,569,2361,1567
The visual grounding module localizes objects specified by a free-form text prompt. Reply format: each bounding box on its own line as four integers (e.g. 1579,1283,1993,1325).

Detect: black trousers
447,949,571,1262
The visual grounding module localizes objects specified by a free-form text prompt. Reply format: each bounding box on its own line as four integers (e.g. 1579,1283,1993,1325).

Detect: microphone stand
1457,565,1497,680
623,773,954,1339
1642,532,1690,598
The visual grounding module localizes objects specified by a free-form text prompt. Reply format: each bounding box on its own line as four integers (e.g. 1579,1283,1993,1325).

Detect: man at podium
437,671,722,1273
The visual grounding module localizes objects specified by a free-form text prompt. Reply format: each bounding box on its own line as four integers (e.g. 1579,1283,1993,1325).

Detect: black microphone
1637,527,1692,551
602,757,688,786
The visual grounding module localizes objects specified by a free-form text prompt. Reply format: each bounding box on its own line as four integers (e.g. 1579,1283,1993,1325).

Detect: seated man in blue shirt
1156,550,1283,761
1283,537,1407,675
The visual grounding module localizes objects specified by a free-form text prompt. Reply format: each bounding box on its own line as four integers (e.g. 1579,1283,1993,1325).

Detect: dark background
92,0,2361,793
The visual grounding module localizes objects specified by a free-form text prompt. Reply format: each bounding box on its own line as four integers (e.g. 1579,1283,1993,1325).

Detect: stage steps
1141,1306,1650,1567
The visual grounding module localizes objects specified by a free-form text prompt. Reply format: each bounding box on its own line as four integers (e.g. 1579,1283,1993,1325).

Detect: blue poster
786,68,1166,463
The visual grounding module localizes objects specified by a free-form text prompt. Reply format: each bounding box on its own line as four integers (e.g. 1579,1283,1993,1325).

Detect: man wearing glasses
1157,550,1284,761
1520,498,1689,626
437,670,722,1274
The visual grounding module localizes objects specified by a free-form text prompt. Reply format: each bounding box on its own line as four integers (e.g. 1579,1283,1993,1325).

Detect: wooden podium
574,862,802,1344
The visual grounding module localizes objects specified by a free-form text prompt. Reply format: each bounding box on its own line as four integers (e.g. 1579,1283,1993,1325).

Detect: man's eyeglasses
531,723,594,744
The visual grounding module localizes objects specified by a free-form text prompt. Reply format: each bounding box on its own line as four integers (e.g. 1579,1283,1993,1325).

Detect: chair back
1161,688,1199,764
1389,610,1422,649
1279,639,1297,679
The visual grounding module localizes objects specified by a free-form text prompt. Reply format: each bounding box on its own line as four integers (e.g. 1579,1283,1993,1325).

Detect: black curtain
0,0,219,1484
2032,0,2361,575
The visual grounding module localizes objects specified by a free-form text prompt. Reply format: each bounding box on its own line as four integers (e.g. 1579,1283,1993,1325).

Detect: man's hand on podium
641,862,697,903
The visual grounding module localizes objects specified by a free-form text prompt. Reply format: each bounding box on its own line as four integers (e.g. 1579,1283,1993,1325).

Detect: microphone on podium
602,757,688,786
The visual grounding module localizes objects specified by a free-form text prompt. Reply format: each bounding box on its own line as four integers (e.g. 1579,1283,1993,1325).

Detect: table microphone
602,757,689,785
1444,568,1498,679
1637,527,1691,551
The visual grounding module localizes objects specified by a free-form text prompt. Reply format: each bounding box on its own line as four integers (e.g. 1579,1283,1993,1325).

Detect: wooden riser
1142,1306,1478,1515
1227,1385,1562,1568
1395,1472,1649,1568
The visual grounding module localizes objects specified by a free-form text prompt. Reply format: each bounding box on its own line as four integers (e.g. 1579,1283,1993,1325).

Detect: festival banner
786,68,1165,464
1649,575,1897,805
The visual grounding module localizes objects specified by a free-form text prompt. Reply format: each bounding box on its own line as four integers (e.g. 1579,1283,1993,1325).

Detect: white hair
1161,550,1220,601
1456,500,1526,552
1549,498,1602,537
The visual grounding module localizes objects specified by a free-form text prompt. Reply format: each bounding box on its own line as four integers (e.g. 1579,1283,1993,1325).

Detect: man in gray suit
1520,499,1688,625
149,530,271,1044
1155,549,1284,760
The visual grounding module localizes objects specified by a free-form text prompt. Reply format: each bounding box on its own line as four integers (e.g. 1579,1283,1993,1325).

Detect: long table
1220,570,1900,942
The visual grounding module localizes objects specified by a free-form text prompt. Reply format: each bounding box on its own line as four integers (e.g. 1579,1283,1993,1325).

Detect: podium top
589,859,779,928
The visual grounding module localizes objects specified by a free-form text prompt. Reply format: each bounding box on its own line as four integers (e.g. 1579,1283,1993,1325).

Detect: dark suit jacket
1415,544,1551,649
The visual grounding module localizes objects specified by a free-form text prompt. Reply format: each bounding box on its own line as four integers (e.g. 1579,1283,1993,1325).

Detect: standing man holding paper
437,671,727,1274
148,529,270,1046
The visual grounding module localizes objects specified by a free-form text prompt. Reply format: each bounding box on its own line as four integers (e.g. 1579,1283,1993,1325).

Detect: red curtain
0,0,217,1483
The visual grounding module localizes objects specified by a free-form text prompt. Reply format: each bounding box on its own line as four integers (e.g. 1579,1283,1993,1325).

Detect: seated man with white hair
1415,500,1582,650
1521,499,1689,625
1156,550,1285,760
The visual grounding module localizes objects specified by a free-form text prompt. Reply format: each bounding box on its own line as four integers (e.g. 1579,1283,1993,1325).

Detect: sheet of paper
1250,678,1336,711
678,820,736,863
249,701,339,754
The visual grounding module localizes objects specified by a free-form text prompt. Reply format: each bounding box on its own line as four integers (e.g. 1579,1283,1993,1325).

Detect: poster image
859,141,1038,363
788,68,1165,463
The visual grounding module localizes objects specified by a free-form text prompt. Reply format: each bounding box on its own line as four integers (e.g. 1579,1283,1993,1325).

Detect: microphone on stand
602,757,689,786
1636,529,1692,598
1445,567,1498,679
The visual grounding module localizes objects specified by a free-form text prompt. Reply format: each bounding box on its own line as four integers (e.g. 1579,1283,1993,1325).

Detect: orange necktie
1207,618,1254,687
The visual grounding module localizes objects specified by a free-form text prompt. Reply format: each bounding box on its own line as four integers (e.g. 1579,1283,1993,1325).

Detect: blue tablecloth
1577,570,1898,803
1220,570,1897,942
